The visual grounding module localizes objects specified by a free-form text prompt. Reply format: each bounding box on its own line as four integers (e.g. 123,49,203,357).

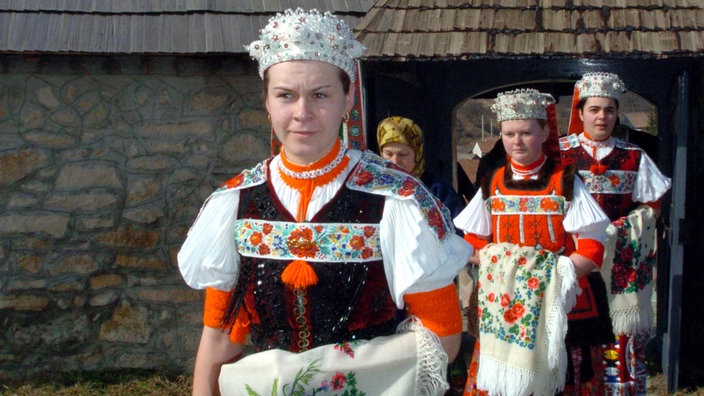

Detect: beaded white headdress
245,8,366,82
576,72,626,101
491,89,556,122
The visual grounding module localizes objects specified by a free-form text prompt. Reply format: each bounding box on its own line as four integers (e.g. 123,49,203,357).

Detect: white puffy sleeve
379,197,473,308
453,190,491,237
563,177,610,243
177,188,241,290
634,152,671,203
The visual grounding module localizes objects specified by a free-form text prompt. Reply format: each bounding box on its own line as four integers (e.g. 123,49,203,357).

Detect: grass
0,369,192,396
2,370,704,395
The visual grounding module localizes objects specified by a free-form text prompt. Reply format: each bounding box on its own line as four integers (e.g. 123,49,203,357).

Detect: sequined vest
560,135,641,221
228,179,397,353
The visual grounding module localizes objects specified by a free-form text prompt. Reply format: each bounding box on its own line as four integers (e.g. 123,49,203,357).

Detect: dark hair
262,66,351,96
577,97,620,111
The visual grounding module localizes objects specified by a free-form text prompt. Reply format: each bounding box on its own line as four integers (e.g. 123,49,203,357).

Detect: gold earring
267,114,272,123
342,112,350,122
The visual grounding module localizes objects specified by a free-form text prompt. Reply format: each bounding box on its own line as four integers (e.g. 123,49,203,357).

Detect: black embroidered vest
227,180,397,352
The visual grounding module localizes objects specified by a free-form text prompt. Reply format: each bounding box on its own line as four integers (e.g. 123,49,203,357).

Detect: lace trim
580,133,614,150
510,155,546,179
278,140,348,180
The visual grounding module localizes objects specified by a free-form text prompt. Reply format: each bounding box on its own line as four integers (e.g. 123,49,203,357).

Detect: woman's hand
468,249,481,266
568,253,597,278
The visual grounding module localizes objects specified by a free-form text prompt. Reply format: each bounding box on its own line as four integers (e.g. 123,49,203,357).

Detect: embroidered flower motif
511,302,526,319
527,277,540,289
354,170,374,185
620,245,634,262
397,178,416,196
330,372,347,390
519,198,529,212
287,227,319,258
349,155,453,241
540,197,559,211
427,208,446,239
223,174,244,189
334,341,356,358
478,244,558,350
235,220,382,262
258,244,270,255
349,235,365,250
609,173,621,187
491,199,506,212
244,357,365,394
503,309,518,324
249,231,262,246
500,294,511,307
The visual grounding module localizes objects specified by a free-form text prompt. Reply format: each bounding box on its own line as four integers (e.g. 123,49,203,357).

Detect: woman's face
380,142,416,173
265,60,355,165
500,119,548,166
579,97,618,141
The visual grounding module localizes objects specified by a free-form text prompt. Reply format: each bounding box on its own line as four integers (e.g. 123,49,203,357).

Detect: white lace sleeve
177,188,241,290
634,152,671,203
380,198,472,308
453,190,491,236
563,178,610,244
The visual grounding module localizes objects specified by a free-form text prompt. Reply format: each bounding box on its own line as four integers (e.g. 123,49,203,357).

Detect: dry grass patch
1,370,191,396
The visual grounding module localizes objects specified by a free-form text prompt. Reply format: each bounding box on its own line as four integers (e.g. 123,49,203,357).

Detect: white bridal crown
246,8,366,83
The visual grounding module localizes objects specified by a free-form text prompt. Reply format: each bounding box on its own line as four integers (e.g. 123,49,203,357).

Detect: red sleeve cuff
575,238,605,268
464,233,489,250
404,284,462,336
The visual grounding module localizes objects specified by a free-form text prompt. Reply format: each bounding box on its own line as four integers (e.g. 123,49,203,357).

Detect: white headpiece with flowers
576,72,626,101
491,89,556,122
245,8,366,83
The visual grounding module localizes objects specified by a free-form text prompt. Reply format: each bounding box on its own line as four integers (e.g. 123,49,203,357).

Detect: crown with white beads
491,89,556,122
245,8,366,82
576,72,626,101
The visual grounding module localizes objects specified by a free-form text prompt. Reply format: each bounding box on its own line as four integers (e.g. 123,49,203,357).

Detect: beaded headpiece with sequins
245,8,366,83
575,72,626,101
491,89,556,122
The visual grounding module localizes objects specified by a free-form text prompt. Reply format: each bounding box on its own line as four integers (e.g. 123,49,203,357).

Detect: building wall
0,55,269,380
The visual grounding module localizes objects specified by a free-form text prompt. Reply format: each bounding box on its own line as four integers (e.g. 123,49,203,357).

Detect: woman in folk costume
177,8,472,396
453,89,610,396
377,116,466,218
377,115,472,393
559,72,671,396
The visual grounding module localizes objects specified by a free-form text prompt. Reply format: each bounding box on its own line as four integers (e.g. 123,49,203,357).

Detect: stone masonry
0,55,271,380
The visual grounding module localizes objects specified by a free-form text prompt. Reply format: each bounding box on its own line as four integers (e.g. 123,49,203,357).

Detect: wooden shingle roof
0,0,375,54
354,0,704,60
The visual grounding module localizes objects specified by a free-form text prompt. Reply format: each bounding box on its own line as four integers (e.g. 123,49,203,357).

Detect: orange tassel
590,163,607,175
281,260,319,289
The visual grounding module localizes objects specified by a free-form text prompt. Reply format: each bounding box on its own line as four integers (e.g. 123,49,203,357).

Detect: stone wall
0,55,271,380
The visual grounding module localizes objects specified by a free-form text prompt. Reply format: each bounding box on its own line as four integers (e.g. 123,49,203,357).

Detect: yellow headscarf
376,116,425,178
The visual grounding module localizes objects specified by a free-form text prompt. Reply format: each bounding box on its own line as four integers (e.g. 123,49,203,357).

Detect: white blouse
453,173,609,245
178,149,473,308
